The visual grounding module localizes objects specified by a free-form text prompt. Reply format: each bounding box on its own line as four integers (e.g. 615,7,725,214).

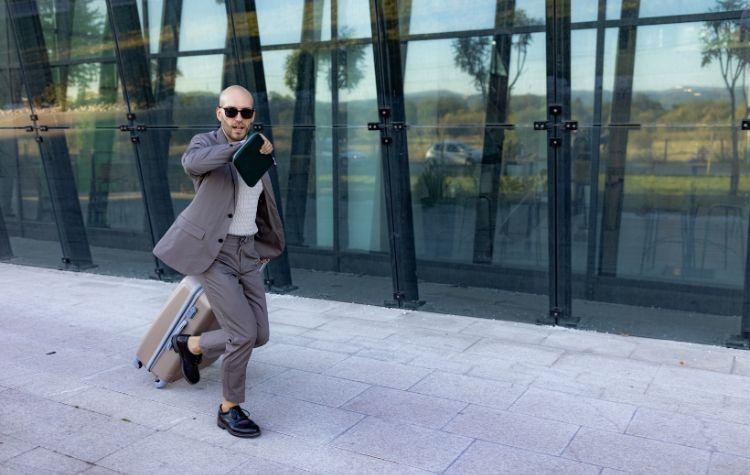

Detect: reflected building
2,0,750,348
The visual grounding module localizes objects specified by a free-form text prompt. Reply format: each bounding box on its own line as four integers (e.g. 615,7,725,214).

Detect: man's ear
215,107,223,123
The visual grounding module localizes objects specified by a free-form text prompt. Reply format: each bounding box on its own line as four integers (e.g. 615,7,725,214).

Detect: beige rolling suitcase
133,275,221,388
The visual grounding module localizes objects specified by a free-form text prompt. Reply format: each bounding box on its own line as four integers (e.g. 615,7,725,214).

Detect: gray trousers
198,234,269,403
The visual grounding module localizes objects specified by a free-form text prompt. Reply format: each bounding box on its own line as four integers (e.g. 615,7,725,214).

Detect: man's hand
259,134,273,155
258,257,271,265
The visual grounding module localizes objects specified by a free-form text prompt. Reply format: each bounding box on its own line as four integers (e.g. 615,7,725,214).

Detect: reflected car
425,141,480,166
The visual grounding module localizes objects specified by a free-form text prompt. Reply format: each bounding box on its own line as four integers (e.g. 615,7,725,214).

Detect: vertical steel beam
7,0,94,270
543,0,573,326
227,0,295,291
368,0,421,308
598,0,640,277
106,0,177,279
583,0,607,299
472,0,515,264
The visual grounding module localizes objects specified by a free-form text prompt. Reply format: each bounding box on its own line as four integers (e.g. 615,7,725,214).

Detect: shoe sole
217,417,261,438
171,335,200,385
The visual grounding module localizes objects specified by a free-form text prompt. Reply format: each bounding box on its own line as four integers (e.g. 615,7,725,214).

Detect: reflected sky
142,0,748,105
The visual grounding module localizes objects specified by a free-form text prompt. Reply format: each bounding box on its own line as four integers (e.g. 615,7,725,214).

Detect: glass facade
2,0,750,347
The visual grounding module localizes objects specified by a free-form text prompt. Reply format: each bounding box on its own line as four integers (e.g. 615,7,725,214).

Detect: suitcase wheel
132,357,143,369
154,379,167,389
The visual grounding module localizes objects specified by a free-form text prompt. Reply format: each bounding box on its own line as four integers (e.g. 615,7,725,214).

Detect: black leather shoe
217,405,261,438
171,334,201,384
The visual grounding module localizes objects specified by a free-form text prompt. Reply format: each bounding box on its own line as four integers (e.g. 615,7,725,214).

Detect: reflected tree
701,0,750,196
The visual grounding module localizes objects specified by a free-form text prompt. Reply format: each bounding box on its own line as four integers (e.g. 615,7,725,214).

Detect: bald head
218,85,254,108
216,85,255,142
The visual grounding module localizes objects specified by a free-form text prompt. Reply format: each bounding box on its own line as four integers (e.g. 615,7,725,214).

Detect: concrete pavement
1,263,749,474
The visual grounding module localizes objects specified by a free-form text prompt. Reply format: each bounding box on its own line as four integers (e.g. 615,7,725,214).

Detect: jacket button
218,238,223,243
227,213,233,218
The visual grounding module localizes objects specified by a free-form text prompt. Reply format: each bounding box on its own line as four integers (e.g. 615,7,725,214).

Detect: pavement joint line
437,402,472,432
557,424,584,457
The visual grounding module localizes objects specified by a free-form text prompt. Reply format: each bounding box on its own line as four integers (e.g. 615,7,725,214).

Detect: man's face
216,93,254,142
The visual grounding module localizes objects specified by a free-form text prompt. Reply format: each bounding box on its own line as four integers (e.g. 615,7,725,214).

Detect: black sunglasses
221,106,255,119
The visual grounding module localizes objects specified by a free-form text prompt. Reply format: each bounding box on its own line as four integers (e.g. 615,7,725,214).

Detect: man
152,85,285,438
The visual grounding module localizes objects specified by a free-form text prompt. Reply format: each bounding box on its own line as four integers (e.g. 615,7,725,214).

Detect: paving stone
732,354,750,375
563,427,711,474
653,365,750,399
395,311,476,333
553,353,661,383
407,353,474,374
268,295,345,315
97,431,249,474
332,417,472,472
253,368,370,407
269,308,335,328
460,319,551,345
385,328,481,352
325,302,406,322
540,329,637,358
56,386,194,430
244,390,364,445
78,465,123,474
315,318,399,339
0,435,35,463
342,386,468,429
465,339,564,366
0,390,154,463
445,440,601,475
509,387,636,432
252,343,349,372
627,407,750,457
410,371,526,409
709,452,750,475
229,427,429,474
630,340,735,373
225,455,309,474
444,404,579,455
325,356,431,389
4,447,93,474
354,347,422,364
306,339,364,354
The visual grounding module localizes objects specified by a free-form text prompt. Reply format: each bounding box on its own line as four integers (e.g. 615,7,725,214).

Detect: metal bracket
549,104,562,116
61,257,71,265
378,107,391,118
253,123,263,131
534,121,549,130
367,122,381,131
392,122,406,131
130,136,140,144
24,126,33,132
564,121,578,131
119,125,131,132
126,112,136,121
742,120,750,131
30,114,38,121
549,138,562,147
381,136,393,145
136,125,147,132
35,136,43,143
39,125,48,132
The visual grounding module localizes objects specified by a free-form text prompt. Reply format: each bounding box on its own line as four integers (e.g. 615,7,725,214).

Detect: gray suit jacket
153,128,286,276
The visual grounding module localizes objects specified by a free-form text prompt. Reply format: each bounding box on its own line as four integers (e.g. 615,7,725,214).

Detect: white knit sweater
227,176,263,236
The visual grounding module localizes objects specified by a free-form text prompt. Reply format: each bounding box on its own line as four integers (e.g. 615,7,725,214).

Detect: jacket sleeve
181,133,239,176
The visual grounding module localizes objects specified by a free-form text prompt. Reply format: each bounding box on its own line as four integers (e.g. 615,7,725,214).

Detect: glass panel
37,0,115,60
0,128,64,268
404,32,547,126
256,0,329,45
607,0,723,20
408,0,545,35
